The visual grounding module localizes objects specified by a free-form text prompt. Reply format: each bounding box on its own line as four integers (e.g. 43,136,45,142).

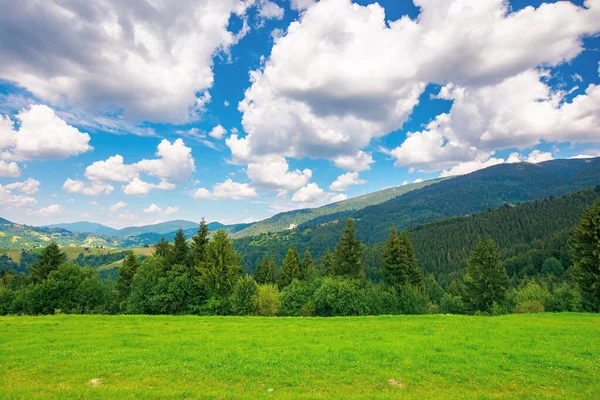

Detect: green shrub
313,278,369,316
545,284,582,312
366,284,400,315
254,284,280,316
514,300,545,314
397,284,429,315
439,293,464,314
511,283,549,313
279,279,320,316
231,275,258,316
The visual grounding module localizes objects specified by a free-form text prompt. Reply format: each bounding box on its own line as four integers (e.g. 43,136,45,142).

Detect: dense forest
1,190,599,316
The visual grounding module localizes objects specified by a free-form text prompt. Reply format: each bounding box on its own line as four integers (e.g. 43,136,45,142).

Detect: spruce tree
300,250,318,281
198,229,243,296
191,218,210,266
383,228,424,288
154,237,172,258
464,237,508,313
398,231,424,287
278,248,301,288
254,254,278,285
29,241,67,283
171,228,190,267
116,251,140,308
332,219,363,278
571,199,600,311
322,249,334,276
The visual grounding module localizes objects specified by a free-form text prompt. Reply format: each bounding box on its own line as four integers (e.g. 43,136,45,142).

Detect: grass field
1,314,598,399
0,246,154,266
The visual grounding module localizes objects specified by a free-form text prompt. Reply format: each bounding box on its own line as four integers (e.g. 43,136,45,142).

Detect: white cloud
144,204,162,214
330,193,349,203
333,151,374,172
164,206,178,215
194,179,257,200
569,153,600,159
1,105,92,161
136,139,196,185
290,0,315,11
33,204,64,217
62,179,114,196
0,161,21,177
291,183,326,203
109,201,127,212
85,155,139,182
0,184,37,209
246,157,312,191
122,177,174,196
6,178,40,195
229,0,600,181
0,1,254,123
259,1,284,20
525,150,554,164
329,172,366,192
118,213,136,221
208,125,227,140
413,178,423,184
440,157,505,178
224,101,230,107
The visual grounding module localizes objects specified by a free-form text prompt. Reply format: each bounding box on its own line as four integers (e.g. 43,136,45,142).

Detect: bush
366,284,400,315
313,278,369,316
514,300,545,314
279,279,320,316
541,257,563,277
231,275,258,316
511,283,549,313
545,284,582,312
397,284,430,315
254,284,280,316
439,293,464,314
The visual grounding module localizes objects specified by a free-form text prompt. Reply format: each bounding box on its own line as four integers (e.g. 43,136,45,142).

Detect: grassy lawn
0,314,598,399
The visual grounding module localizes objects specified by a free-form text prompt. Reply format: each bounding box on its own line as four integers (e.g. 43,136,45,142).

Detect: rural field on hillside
1,314,598,399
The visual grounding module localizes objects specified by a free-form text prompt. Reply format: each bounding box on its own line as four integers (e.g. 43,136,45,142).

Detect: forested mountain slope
234,158,600,270
231,178,447,238
44,222,117,235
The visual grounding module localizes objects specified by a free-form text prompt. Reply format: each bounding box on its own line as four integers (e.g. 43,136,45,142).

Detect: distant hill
116,220,199,238
232,178,447,238
233,158,600,270
45,221,117,235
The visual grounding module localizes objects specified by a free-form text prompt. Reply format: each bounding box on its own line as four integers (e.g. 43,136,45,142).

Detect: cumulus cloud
85,155,139,183
290,0,315,11
246,157,312,191
1,105,92,162
6,178,40,195
194,179,257,200
62,179,114,196
329,172,366,192
33,204,64,216
234,0,600,176
333,151,374,172
122,177,175,196
440,157,505,178
144,204,162,214
0,161,20,177
208,125,227,140
291,183,348,204
0,0,255,123
259,1,284,20
525,150,554,164
0,184,37,209
109,201,127,212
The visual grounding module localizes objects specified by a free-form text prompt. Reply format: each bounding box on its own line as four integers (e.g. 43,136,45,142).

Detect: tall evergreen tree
464,237,508,313
322,248,334,276
300,250,318,281
154,237,172,258
29,241,67,283
191,218,210,266
278,248,301,288
332,219,363,278
171,228,190,267
116,251,140,308
254,254,278,285
571,199,600,311
197,229,243,297
383,228,424,288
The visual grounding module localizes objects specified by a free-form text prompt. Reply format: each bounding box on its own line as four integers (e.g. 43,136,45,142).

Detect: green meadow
1,314,598,399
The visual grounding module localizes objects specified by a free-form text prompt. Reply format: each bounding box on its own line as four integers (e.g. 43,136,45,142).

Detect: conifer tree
322,249,334,276
278,248,301,288
332,219,363,278
116,251,140,308
571,199,600,311
398,231,424,287
154,237,172,258
300,250,318,281
464,237,508,313
383,228,423,288
171,228,190,267
254,254,278,285
191,218,210,266
197,229,242,296
29,241,67,283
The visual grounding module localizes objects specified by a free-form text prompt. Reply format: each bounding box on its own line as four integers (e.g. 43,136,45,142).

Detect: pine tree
116,251,140,308
171,228,190,267
29,241,67,283
278,248,301,288
398,231,424,287
191,218,210,266
154,237,172,258
571,199,600,311
254,254,278,285
464,237,508,313
198,229,243,296
300,250,318,281
332,219,363,278
383,228,424,288
322,249,334,276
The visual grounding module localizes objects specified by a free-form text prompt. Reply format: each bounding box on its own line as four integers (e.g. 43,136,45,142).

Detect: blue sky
1,0,599,228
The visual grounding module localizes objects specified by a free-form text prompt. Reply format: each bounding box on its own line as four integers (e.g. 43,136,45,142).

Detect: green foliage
253,254,278,285
231,275,258,316
541,257,563,277
396,284,430,315
279,279,321,316
332,219,363,278
300,250,318,281
171,228,191,267
313,278,369,316
383,228,424,288
197,229,243,298
571,198,600,311
440,293,465,314
27,263,114,314
190,219,210,265
321,248,334,276
464,237,508,313
544,283,582,312
116,251,140,308
253,284,280,316
154,237,172,258
510,283,549,314
278,248,301,288
28,241,67,284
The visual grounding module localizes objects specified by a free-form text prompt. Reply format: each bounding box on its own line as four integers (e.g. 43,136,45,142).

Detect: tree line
1,198,599,316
